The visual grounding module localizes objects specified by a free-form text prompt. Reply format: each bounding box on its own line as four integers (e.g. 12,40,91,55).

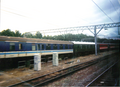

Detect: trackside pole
94,26,97,56
34,54,41,71
53,52,58,66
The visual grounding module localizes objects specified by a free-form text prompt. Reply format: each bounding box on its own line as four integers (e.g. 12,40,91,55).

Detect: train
0,36,119,70
0,36,119,58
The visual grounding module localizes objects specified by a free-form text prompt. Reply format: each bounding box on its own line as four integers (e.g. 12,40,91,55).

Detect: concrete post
53,52,58,66
34,54,41,71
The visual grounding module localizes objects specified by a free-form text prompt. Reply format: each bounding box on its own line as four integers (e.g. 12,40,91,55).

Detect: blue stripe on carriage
41,50,73,53
18,52,27,54
0,53,5,55
0,52,19,55
0,50,73,55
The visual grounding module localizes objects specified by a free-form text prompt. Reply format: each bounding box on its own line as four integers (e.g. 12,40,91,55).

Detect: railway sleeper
9,55,112,87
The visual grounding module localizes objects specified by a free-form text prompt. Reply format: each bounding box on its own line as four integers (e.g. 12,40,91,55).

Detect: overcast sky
1,0,120,38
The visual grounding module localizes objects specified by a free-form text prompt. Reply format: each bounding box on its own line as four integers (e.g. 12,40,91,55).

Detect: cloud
118,0,120,4
1,0,120,38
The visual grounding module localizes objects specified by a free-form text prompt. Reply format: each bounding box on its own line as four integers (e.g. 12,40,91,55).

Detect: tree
14,30,22,37
0,29,15,36
22,32,33,38
35,31,42,38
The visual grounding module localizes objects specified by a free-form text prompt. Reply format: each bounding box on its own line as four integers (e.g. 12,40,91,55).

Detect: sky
1,0,120,38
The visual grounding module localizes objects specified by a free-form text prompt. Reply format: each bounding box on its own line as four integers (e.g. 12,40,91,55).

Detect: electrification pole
94,26,97,55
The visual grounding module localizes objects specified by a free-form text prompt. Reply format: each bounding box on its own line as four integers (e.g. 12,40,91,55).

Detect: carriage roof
0,36,73,44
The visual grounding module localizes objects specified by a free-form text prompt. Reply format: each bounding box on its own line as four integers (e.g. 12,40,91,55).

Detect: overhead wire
1,6,61,29
91,0,115,23
109,0,120,21
2,9,28,18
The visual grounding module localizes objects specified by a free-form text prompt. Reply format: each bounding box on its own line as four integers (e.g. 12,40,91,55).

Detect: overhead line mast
29,22,120,55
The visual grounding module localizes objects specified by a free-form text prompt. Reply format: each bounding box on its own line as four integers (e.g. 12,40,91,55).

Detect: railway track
9,56,107,87
86,61,118,87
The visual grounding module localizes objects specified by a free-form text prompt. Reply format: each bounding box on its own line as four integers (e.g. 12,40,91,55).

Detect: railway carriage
73,42,96,57
73,41,119,57
0,36,73,69
98,43,119,51
0,36,73,58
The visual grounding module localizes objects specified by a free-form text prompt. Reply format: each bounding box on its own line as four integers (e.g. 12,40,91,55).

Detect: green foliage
14,30,22,37
0,29,118,43
0,29,42,38
22,32,34,38
42,33,94,41
22,31,42,38
0,29,15,36
35,31,42,38
0,29,94,42
0,29,22,37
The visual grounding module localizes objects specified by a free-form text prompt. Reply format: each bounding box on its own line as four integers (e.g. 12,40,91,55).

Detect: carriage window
37,44,40,50
65,44,68,49
19,44,22,50
92,45,94,48
54,44,57,49
81,45,82,49
32,44,35,50
60,44,63,49
87,45,89,48
71,45,73,49
10,43,15,51
42,44,44,50
46,44,51,50
69,45,71,49
79,45,81,49
82,45,85,49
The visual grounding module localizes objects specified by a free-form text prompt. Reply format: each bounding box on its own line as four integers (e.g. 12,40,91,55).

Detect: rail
9,56,108,87
85,61,118,87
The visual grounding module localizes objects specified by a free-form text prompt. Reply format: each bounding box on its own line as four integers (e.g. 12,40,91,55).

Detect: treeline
42,33,94,41
0,29,42,38
0,29,118,43
0,29,93,41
